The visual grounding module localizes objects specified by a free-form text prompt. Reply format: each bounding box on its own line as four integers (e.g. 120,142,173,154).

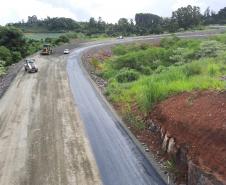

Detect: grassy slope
94,35,226,126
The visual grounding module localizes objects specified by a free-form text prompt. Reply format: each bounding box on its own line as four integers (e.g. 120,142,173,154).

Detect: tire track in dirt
0,54,102,185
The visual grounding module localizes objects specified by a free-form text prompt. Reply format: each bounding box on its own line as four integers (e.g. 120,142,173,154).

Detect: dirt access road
0,53,102,185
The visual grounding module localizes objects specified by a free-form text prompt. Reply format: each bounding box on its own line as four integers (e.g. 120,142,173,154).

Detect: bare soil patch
150,90,226,183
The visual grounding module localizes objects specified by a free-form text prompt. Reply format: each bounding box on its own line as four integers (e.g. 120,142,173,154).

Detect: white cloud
0,0,225,25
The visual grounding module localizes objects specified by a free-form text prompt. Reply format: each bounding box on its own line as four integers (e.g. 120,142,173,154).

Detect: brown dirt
150,90,226,183
0,54,102,185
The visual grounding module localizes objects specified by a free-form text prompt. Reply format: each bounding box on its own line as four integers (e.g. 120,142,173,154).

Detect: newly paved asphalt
66,29,226,185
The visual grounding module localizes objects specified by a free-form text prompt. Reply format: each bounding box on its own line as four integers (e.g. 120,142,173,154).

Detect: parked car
64,49,70,54
24,58,38,73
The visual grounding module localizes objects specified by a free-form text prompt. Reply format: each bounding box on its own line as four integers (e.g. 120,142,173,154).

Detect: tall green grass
106,58,225,112
99,35,226,115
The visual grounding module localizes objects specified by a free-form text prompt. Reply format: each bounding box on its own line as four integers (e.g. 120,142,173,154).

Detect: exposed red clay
150,90,226,183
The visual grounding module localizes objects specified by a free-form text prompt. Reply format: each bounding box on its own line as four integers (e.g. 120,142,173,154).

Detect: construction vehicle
41,44,53,55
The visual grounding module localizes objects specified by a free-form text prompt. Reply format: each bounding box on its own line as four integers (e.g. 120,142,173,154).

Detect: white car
64,49,70,54
24,58,38,73
117,36,124,39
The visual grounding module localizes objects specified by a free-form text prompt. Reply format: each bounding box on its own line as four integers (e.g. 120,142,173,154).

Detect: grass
110,58,225,112
98,35,226,116
24,32,66,40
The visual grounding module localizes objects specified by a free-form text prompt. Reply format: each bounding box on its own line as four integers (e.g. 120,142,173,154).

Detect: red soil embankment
150,90,226,183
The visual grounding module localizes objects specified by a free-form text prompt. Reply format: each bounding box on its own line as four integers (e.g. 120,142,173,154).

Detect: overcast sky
0,0,225,25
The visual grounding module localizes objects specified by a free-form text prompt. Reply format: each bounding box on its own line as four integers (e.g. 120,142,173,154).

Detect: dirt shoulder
0,53,102,185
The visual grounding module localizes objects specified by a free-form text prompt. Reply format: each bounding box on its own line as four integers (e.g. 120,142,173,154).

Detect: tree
117,18,130,36
87,17,98,35
203,7,213,24
216,7,226,24
27,15,38,24
0,26,26,57
172,5,202,30
97,17,106,33
135,13,162,34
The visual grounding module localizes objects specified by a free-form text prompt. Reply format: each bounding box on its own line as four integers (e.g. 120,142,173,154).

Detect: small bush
0,46,12,65
182,62,202,77
11,51,22,63
112,45,129,55
160,35,180,48
140,66,153,75
45,37,54,43
155,65,166,74
169,47,194,64
116,69,139,83
196,40,225,58
59,35,69,43
66,32,78,39
91,58,102,71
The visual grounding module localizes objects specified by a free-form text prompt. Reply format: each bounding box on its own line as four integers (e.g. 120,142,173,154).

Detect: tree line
9,5,226,36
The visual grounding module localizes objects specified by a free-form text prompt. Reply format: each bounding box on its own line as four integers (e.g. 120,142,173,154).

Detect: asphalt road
68,47,166,185
67,28,226,185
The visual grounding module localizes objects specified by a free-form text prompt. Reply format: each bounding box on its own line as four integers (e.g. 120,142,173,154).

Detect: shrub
116,69,139,83
0,46,12,65
45,37,54,43
105,79,123,101
196,40,225,58
140,66,153,75
66,32,78,39
169,47,194,64
11,51,22,63
155,65,166,73
58,35,70,43
160,35,180,48
0,60,6,67
111,47,170,71
91,58,102,71
55,35,69,45
182,62,202,77
112,45,128,55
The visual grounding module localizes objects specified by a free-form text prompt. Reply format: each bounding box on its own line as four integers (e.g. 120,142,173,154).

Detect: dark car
24,59,38,73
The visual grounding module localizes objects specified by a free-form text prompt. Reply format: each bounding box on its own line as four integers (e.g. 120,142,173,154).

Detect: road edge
78,48,172,185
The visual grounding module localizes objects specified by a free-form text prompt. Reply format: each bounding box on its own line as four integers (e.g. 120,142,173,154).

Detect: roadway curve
66,29,226,185
67,46,167,185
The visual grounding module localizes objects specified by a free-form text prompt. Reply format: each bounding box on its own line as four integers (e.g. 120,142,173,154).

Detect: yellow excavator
41,44,53,55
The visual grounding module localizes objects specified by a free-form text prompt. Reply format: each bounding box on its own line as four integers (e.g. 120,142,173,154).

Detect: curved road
67,45,167,185
66,28,226,185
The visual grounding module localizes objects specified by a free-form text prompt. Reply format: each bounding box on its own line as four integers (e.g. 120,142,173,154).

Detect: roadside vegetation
93,35,226,128
0,26,72,75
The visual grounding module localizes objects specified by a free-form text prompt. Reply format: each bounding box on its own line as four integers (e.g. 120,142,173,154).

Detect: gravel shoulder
0,53,102,185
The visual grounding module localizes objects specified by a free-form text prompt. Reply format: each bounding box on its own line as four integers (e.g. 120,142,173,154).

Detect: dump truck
41,44,53,55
